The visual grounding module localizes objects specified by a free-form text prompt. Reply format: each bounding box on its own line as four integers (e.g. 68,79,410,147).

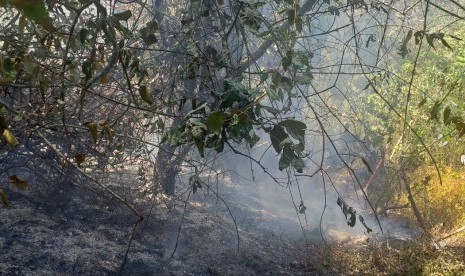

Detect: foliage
406,166,465,232
1,2,465,276
342,17,465,223
382,23,464,166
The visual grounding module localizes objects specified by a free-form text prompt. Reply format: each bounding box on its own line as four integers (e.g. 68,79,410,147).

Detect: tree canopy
1,0,465,240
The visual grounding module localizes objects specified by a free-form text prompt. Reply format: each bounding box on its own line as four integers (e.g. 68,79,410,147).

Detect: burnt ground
0,176,321,275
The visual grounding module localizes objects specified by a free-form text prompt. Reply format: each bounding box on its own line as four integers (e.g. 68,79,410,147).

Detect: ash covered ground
0,174,321,275
0,160,419,275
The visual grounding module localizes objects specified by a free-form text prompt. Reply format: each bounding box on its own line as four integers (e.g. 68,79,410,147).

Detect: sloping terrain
0,177,319,275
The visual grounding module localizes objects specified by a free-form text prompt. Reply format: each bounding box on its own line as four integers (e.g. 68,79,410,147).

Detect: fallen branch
377,203,410,215
436,225,465,243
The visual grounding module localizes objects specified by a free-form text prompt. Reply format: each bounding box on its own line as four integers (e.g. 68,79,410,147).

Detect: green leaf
443,106,451,124
267,89,281,102
270,124,288,153
291,157,305,173
248,133,260,148
418,98,427,108
440,38,453,50
139,21,158,45
282,56,292,71
261,105,280,115
82,59,92,81
278,145,295,171
405,30,413,43
414,31,423,45
259,72,269,82
347,209,356,227
2,57,17,78
206,112,227,135
430,101,441,121
187,43,200,58
259,30,271,38
205,133,222,147
271,72,281,88
456,122,465,138
247,88,262,101
191,123,206,140
220,79,246,108
162,124,190,146
142,34,157,45
79,28,88,44
328,6,340,16
295,16,303,33
195,139,205,158
425,34,435,49
294,51,310,67
10,0,55,32
278,119,306,142
272,72,293,93
255,105,262,117
112,19,130,35
286,9,295,25
228,119,252,143
337,197,343,208
295,72,313,84
280,76,293,92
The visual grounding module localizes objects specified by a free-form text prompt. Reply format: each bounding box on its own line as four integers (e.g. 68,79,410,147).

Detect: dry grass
302,236,465,275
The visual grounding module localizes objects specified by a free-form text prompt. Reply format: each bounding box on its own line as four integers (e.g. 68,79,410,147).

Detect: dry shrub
303,238,465,275
406,166,465,232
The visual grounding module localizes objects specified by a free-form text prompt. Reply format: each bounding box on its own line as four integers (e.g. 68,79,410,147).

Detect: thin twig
118,216,144,275
201,179,241,252
37,131,143,219
170,189,192,258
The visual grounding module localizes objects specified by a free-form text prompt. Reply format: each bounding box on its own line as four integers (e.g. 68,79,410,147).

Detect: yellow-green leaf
84,122,98,143
18,15,27,36
3,129,19,147
206,112,227,135
9,175,29,190
113,10,132,21
60,158,69,169
100,120,113,142
0,188,8,208
139,85,153,105
99,74,110,84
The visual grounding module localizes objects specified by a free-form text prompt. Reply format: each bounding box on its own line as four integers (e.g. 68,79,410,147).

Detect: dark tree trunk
155,144,191,196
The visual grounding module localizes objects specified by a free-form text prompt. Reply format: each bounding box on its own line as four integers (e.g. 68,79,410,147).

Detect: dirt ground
0,176,320,275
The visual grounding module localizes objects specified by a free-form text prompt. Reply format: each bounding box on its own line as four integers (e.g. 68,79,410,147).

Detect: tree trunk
400,170,440,248
155,144,191,196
